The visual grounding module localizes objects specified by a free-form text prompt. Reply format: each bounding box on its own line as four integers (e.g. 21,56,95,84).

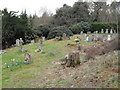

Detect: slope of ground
1,35,119,88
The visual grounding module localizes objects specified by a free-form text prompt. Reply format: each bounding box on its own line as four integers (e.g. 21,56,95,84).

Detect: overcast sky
0,0,119,16
0,0,78,16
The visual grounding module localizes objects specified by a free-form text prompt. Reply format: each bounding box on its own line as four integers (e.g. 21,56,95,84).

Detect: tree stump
61,51,80,67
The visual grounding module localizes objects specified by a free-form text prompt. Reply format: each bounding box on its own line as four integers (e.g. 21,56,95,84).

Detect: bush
91,22,117,33
47,26,73,39
69,21,91,34
34,24,55,38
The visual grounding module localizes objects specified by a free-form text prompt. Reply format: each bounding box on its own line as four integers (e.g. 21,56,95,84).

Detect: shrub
34,24,55,38
47,26,73,39
91,22,117,33
69,21,91,34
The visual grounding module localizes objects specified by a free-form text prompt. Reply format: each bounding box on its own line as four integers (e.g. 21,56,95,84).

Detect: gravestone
24,52,32,64
105,29,108,34
16,39,20,46
88,37,93,42
110,29,113,34
84,34,87,38
31,40,35,44
87,31,91,34
38,45,42,52
19,38,24,48
96,31,98,34
80,31,83,35
114,30,116,33
101,29,104,33
107,35,111,41
86,37,89,41
42,37,45,42
63,33,67,39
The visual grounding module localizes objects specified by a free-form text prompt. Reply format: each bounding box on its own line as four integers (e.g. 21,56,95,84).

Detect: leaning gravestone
101,29,104,33
63,33,67,39
16,39,20,46
24,52,32,64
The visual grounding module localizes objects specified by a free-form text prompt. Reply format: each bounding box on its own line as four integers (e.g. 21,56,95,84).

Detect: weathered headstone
86,37,89,41
19,38,24,48
105,29,109,34
114,30,116,33
88,37,93,42
101,29,104,33
63,33,67,39
96,31,98,34
110,29,113,34
31,40,35,44
24,52,32,64
42,37,45,42
80,31,83,35
16,39,20,46
38,45,42,52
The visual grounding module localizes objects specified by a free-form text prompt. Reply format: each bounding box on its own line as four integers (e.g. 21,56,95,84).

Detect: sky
0,0,119,16
0,0,78,16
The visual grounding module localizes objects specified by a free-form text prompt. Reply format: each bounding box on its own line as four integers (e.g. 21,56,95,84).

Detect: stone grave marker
31,40,35,44
42,37,45,42
63,33,67,39
110,29,113,34
80,31,83,35
16,39,20,46
24,52,32,64
105,29,109,34
101,29,104,33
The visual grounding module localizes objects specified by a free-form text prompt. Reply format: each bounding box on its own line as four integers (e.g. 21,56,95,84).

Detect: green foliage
47,26,73,39
91,22,117,33
52,2,90,26
34,24,55,38
69,21,91,34
2,8,35,49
